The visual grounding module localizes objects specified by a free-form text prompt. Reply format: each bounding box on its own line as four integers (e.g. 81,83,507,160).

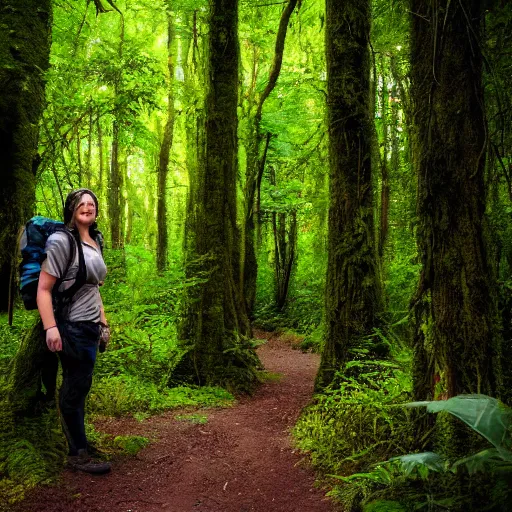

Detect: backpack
19,216,87,311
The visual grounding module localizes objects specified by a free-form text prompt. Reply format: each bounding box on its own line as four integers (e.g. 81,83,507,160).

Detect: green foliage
363,500,406,512
293,325,420,511
0,311,38,375
84,423,148,457
395,395,512,475
293,352,414,475
113,435,149,455
332,396,512,511
0,408,67,510
299,324,324,352
88,374,233,417
95,246,188,384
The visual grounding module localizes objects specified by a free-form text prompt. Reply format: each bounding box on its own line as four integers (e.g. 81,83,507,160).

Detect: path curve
18,332,335,512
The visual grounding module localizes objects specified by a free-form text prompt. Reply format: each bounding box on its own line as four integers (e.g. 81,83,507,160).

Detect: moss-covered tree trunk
177,0,259,392
410,0,501,400
0,0,52,311
109,118,123,248
378,55,390,259
315,0,382,390
109,15,125,250
183,9,206,258
156,12,176,273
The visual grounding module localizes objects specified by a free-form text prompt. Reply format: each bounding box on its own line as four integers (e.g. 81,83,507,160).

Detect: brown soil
17,331,337,512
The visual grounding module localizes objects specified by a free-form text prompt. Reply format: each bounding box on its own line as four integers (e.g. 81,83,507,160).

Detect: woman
37,188,111,474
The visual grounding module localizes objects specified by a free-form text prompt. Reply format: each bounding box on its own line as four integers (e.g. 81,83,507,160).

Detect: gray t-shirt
41,231,107,322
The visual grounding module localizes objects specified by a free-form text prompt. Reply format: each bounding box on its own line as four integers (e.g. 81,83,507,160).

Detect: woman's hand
46,326,63,352
99,323,110,353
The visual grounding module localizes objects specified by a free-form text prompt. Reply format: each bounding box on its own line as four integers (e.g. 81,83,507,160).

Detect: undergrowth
88,375,234,416
294,331,512,511
293,331,416,511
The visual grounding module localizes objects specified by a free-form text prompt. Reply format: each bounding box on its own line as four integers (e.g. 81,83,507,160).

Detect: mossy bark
177,0,259,392
6,320,48,414
109,17,125,250
156,13,176,273
410,0,502,400
315,0,382,390
0,0,52,310
183,10,206,259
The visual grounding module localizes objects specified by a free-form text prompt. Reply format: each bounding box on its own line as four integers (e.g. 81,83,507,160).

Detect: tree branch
256,0,299,120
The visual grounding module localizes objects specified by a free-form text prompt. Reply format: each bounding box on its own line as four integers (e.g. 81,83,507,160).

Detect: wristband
45,325,57,331
99,321,109,328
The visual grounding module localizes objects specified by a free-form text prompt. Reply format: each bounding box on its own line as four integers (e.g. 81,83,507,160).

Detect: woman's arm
37,270,62,352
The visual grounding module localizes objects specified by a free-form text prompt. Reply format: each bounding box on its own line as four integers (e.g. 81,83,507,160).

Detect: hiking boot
67,449,111,475
86,440,108,457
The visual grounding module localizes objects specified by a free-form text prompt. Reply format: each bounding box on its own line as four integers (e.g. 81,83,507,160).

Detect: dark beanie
64,188,99,227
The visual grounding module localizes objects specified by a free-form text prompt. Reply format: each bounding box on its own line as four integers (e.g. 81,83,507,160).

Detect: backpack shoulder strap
53,228,76,289
53,229,87,316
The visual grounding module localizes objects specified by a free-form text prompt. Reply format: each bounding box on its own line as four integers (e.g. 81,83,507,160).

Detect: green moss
175,413,208,424
113,435,149,456
0,407,66,510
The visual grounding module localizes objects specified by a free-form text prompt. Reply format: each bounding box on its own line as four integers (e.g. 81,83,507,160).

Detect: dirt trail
18,332,336,512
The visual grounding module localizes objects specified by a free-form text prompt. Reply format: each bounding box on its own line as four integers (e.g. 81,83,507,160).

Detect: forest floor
16,330,337,512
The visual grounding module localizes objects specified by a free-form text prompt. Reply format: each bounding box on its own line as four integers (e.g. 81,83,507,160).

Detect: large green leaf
389,452,446,476
407,395,512,453
452,448,512,474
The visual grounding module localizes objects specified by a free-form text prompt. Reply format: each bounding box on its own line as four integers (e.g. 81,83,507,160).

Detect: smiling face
72,193,97,228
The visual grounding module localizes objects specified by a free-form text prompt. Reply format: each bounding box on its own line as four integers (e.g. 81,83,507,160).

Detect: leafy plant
391,395,512,475
113,435,149,456
293,353,414,475
88,374,234,417
328,395,512,511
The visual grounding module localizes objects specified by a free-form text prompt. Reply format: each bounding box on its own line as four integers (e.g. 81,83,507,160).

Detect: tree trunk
109,119,123,248
242,0,298,316
378,55,390,259
75,125,83,186
269,167,297,310
315,0,382,390
177,0,259,392
86,107,93,188
273,210,297,311
109,14,125,250
96,116,105,205
156,12,176,273
124,154,133,245
0,0,52,311
183,9,206,258
410,0,501,400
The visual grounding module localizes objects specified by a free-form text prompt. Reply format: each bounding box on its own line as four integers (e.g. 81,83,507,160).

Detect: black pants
43,321,100,455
